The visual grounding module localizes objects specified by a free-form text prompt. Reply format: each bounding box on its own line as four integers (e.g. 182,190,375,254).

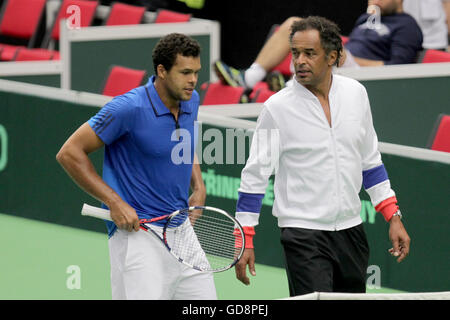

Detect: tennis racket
81,203,245,273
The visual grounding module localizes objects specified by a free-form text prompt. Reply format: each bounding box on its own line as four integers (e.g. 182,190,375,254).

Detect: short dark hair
289,16,343,66
152,33,201,74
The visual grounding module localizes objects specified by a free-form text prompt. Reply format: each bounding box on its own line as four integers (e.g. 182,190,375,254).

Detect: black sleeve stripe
92,112,113,132
96,115,115,136
91,110,111,130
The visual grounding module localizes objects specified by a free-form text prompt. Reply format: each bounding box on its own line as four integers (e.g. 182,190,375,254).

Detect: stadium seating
419,49,450,63
102,65,147,97
154,9,191,23
0,0,47,61
42,0,99,48
104,2,147,26
250,81,269,93
0,44,24,61
200,82,246,105
249,81,275,102
250,87,276,102
272,52,293,77
341,35,350,45
13,48,56,61
29,0,99,62
428,113,450,152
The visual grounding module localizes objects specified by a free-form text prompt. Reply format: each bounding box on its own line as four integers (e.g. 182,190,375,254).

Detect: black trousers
280,224,370,297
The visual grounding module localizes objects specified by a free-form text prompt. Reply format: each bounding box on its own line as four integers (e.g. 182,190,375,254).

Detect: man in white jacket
234,16,411,296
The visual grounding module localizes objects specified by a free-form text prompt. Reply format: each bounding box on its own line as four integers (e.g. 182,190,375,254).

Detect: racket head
163,206,245,273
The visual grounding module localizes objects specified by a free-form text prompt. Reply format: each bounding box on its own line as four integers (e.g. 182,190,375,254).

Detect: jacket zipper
317,93,341,230
330,128,342,231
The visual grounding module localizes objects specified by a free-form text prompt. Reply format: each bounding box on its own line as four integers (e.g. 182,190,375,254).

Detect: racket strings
166,209,243,272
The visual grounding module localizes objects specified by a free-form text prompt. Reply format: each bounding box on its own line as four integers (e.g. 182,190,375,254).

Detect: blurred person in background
215,0,423,92
403,0,450,51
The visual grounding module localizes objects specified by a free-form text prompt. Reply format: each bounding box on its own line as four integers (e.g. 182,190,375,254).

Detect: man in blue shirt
56,33,216,300
344,0,423,66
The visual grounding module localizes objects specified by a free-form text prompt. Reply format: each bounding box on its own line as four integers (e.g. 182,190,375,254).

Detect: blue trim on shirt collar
146,75,193,116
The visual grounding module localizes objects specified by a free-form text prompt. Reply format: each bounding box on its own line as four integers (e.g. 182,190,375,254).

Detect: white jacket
236,74,395,231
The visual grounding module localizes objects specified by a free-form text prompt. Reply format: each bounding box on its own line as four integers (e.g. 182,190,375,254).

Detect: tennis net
284,291,450,300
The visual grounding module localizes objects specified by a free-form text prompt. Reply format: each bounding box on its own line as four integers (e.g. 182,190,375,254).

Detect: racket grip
81,203,112,221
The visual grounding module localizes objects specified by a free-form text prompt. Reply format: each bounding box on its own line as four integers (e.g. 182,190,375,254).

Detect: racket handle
81,203,112,221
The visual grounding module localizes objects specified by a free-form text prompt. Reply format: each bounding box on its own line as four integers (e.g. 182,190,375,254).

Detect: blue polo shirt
345,13,423,65
88,76,199,237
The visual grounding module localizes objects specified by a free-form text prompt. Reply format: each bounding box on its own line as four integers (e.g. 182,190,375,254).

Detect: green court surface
0,214,403,300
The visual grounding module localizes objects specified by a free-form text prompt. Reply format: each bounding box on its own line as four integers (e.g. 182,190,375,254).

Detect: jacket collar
292,74,336,100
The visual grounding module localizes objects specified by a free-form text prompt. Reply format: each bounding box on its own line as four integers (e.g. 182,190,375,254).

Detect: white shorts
108,220,217,300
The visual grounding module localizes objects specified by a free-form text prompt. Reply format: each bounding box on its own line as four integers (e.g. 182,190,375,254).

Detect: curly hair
289,16,343,67
152,33,201,74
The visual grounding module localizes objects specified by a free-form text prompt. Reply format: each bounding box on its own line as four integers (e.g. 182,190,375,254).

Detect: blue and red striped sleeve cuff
363,165,399,221
234,192,264,249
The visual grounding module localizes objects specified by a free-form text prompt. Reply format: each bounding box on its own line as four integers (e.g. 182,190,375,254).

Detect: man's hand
388,216,411,263
188,188,206,207
188,187,206,225
109,200,140,232
188,154,206,225
235,248,256,285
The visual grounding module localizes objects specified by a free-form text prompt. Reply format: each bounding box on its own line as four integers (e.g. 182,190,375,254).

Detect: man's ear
156,64,166,79
328,50,338,67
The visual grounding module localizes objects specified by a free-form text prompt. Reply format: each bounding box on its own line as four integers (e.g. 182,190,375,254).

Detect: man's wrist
103,192,123,208
234,226,255,249
375,196,399,222
389,211,402,223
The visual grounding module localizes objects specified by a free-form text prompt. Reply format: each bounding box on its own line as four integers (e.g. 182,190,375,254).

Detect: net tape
283,291,450,300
